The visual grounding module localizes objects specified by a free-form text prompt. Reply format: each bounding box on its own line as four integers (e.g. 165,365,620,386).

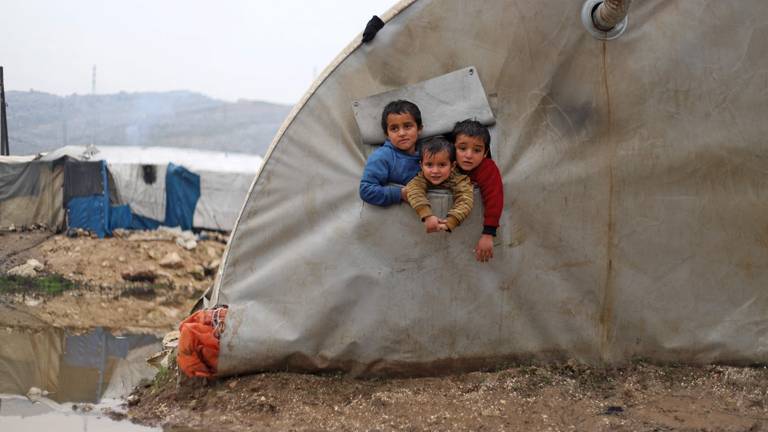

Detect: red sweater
466,158,503,236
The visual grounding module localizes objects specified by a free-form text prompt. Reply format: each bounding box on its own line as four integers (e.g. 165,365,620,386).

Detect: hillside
4,90,292,155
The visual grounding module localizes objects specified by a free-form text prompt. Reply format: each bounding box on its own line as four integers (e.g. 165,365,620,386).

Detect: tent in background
0,145,261,234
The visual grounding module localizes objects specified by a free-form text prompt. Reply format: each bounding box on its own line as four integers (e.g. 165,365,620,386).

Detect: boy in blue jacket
359,100,423,206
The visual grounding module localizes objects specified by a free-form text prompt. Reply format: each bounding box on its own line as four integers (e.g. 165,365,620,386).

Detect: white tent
40,145,262,231
210,0,768,376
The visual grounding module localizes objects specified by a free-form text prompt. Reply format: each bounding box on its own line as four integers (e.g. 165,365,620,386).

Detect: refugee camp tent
39,145,261,233
209,0,768,377
0,155,65,230
1,146,259,234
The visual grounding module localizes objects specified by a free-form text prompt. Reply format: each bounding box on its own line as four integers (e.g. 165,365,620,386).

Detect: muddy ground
128,360,768,431
3,229,768,431
0,228,224,330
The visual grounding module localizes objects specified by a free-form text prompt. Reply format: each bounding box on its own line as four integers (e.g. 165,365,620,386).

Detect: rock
206,246,218,258
126,394,141,406
163,330,180,349
26,259,44,271
8,262,38,278
176,237,197,250
24,298,43,307
101,261,110,267
26,387,49,401
188,265,206,280
204,259,221,276
159,252,183,269
8,224,16,232
118,256,126,263
121,269,158,282
146,249,159,260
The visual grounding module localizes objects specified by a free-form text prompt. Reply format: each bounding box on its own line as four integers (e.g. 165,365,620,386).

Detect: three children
359,100,503,262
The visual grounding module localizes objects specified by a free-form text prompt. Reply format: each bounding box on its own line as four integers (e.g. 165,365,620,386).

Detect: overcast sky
1,0,397,105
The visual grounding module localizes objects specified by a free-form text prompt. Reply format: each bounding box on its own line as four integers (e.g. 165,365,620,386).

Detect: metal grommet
581,0,628,41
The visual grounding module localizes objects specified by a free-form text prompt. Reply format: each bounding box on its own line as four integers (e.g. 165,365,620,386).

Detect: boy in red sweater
452,120,504,262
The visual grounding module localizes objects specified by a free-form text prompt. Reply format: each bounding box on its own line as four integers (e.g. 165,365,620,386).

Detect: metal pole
593,0,632,31
0,67,9,156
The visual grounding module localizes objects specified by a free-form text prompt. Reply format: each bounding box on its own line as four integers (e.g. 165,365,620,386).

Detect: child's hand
474,234,494,262
400,187,408,203
424,215,440,233
437,223,449,232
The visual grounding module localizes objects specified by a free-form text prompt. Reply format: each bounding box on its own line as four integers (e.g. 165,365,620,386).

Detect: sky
1,0,398,105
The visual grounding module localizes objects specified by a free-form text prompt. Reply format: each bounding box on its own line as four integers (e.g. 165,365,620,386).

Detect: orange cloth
177,307,228,378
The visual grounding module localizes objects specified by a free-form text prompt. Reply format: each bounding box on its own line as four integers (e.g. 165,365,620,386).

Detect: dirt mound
0,229,225,331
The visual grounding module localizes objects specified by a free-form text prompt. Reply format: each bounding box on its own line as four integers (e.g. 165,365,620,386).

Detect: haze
1,0,397,105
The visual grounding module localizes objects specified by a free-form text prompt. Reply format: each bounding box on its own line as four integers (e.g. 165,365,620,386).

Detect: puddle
0,326,164,431
0,395,160,431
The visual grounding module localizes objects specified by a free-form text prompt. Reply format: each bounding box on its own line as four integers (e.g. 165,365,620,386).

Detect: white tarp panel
353,66,495,145
108,163,167,222
193,171,255,232
212,0,768,376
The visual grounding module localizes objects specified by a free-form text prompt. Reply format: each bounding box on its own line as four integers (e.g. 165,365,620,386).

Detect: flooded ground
1,395,160,431
0,326,163,431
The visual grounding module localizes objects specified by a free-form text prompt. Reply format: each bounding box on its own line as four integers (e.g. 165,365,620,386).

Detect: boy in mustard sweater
405,135,473,233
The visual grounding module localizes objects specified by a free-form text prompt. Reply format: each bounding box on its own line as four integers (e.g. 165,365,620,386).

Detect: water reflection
0,326,159,403
0,326,163,431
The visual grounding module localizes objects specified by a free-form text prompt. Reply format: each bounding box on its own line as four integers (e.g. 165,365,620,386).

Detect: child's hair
380,100,423,134
420,135,454,162
452,119,492,159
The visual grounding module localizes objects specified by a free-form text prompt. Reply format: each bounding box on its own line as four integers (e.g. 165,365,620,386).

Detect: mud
0,230,224,330
129,359,768,431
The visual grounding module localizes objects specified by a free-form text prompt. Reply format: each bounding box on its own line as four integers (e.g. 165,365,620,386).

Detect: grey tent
209,0,768,376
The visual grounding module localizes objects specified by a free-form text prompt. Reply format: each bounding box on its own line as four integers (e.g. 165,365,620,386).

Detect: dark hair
452,119,491,158
420,135,454,162
380,100,423,134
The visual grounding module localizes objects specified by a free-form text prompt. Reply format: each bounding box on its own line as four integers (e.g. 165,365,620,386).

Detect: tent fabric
108,163,167,222
67,196,108,238
193,171,255,232
0,159,65,230
353,66,495,145
63,159,104,203
66,161,111,238
164,163,200,231
211,0,768,377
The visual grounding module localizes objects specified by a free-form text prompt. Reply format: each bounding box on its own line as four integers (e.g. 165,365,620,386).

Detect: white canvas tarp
212,0,768,376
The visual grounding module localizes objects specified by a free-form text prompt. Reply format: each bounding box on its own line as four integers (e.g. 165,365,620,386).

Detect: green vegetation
0,275,75,295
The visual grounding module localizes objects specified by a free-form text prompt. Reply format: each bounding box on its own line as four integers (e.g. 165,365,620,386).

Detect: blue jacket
359,140,421,207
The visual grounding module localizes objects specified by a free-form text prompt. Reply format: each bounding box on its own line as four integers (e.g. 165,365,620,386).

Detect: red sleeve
470,158,504,229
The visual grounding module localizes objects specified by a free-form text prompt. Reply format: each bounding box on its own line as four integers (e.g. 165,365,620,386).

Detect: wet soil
128,360,768,431
0,230,224,330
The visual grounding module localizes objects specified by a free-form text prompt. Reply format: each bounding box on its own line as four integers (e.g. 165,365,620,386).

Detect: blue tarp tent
65,161,201,236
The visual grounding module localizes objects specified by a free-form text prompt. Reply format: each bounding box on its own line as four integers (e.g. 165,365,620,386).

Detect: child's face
421,150,454,185
455,133,487,172
385,112,421,154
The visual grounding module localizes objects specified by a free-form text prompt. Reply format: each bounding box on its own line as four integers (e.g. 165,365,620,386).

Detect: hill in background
4,90,292,155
